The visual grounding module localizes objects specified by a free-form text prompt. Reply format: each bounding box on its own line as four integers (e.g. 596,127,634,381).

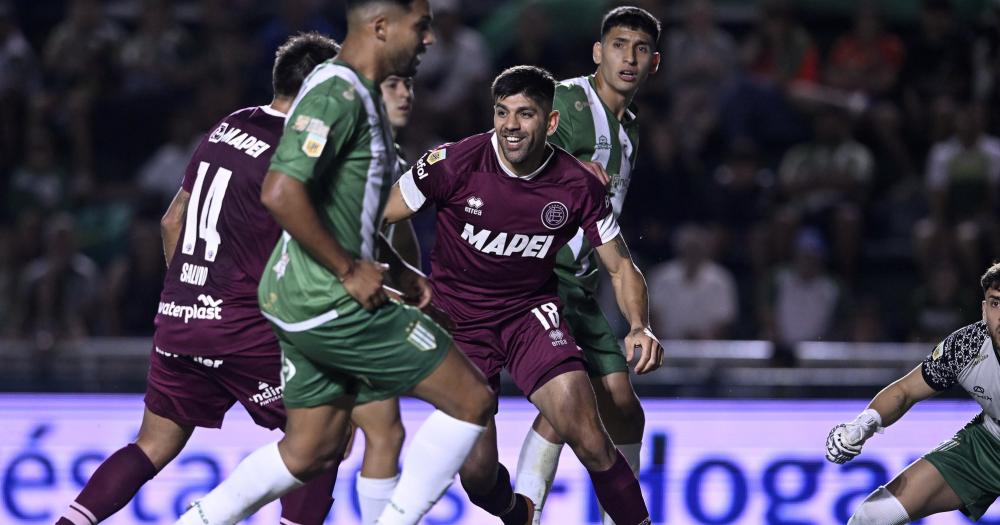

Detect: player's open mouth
619,70,637,82
504,135,526,147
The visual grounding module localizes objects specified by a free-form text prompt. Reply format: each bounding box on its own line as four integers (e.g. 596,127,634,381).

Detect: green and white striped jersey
259,59,399,328
551,75,640,292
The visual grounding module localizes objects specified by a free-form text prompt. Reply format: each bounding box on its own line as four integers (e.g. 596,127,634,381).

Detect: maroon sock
589,451,650,525
463,464,528,523
56,443,158,525
278,467,337,525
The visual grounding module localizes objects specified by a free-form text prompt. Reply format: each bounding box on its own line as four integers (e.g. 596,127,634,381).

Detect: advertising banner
1,395,996,524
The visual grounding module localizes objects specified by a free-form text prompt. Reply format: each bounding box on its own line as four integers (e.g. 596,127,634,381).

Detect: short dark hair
273,32,341,98
601,6,661,44
491,66,556,111
982,263,1000,294
346,0,416,10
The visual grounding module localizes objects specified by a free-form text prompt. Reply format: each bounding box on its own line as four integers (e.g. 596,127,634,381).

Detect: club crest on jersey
426,148,447,165
541,201,569,230
302,133,326,158
574,100,586,112
465,196,484,216
208,122,229,142
596,135,612,151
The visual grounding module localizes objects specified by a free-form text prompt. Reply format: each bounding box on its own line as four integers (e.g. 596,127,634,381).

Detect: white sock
376,410,485,525
175,442,303,525
848,486,911,525
514,429,563,525
357,473,399,525
601,442,642,525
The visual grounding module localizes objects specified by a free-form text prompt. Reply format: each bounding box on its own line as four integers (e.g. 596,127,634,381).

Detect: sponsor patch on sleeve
426,148,447,165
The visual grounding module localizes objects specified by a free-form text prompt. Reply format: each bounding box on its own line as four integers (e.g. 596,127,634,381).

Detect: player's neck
269,96,292,115
593,72,635,121
336,39,387,86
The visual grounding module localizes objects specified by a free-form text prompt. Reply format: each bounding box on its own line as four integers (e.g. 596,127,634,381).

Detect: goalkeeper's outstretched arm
826,365,938,464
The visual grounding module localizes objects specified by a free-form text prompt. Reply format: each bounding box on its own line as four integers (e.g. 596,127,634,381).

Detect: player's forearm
160,189,190,267
389,219,421,270
866,382,915,428
262,171,355,278
610,264,651,330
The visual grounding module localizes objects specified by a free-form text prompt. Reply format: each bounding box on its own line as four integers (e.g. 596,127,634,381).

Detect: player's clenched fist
341,260,389,311
825,409,883,464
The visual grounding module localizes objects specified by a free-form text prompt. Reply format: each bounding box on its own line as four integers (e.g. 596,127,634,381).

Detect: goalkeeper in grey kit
827,262,1000,524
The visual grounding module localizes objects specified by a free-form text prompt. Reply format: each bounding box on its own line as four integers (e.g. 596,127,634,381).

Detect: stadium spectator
648,224,738,339
707,138,774,273
908,262,968,343
118,0,194,99
901,0,974,150
760,228,844,347
12,213,100,345
103,220,165,336
721,0,817,160
40,0,125,190
413,0,491,142
913,103,1000,278
664,0,736,159
776,108,874,280
7,126,69,216
0,1,40,175
135,109,201,211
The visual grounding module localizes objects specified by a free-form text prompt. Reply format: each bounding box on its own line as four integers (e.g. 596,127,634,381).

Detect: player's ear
373,13,389,42
650,51,661,75
546,109,560,137
592,41,602,66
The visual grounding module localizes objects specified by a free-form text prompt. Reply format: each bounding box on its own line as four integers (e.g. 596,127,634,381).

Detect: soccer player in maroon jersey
55,33,341,525
383,65,662,525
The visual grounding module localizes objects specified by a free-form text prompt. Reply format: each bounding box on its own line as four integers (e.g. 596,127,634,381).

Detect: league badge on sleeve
302,133,326,158
426,148,447,165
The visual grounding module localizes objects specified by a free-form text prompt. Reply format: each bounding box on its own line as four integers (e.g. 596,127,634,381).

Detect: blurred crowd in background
3,0,1000,358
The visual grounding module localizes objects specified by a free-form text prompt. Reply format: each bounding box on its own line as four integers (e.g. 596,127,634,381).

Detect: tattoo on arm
612,235,631,259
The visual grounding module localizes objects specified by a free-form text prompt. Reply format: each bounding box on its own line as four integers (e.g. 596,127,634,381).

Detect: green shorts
558,280,627,377
270,300,451,408
923,413,1000,521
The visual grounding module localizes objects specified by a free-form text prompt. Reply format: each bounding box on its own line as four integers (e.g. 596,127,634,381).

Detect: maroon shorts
451,300,586,397
145,345,286,430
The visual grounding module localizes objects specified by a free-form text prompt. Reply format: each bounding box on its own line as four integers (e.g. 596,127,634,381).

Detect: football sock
514,428,562,525
176,441,303,525
600,442,642,525
278,466,338,525
375,410,485,525
356,473,399,525
56,443,158,525
588,451,649,525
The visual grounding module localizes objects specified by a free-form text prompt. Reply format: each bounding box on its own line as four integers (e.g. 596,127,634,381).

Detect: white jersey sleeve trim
597,212,620,244
398,169,427,211
261,308,339,333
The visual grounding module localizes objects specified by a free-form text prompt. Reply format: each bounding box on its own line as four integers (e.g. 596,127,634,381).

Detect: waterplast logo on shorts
407,321,437,351
541,201,569,230
251,381,283,406
157,295,223,323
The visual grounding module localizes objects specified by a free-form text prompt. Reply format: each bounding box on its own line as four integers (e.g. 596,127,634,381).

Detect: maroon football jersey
154,106,285,356
399,132,619,324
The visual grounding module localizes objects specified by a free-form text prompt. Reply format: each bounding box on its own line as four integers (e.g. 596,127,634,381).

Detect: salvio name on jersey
461,223,554,258
208,122,271,158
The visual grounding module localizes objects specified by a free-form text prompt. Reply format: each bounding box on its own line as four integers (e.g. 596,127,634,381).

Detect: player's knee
848,486,911,525
454,382,495,426
563,425,615,470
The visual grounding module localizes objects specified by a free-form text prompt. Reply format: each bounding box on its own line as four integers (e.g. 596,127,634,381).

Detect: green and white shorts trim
924,413,1000,521
558,280,627,377
269,300,452,408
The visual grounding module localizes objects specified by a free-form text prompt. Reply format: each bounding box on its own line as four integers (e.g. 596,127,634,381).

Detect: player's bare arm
383,180,418,224
826,365,938,464
261,169,388,311
376,228,431,309
160,188,190,266
594,233,662,374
